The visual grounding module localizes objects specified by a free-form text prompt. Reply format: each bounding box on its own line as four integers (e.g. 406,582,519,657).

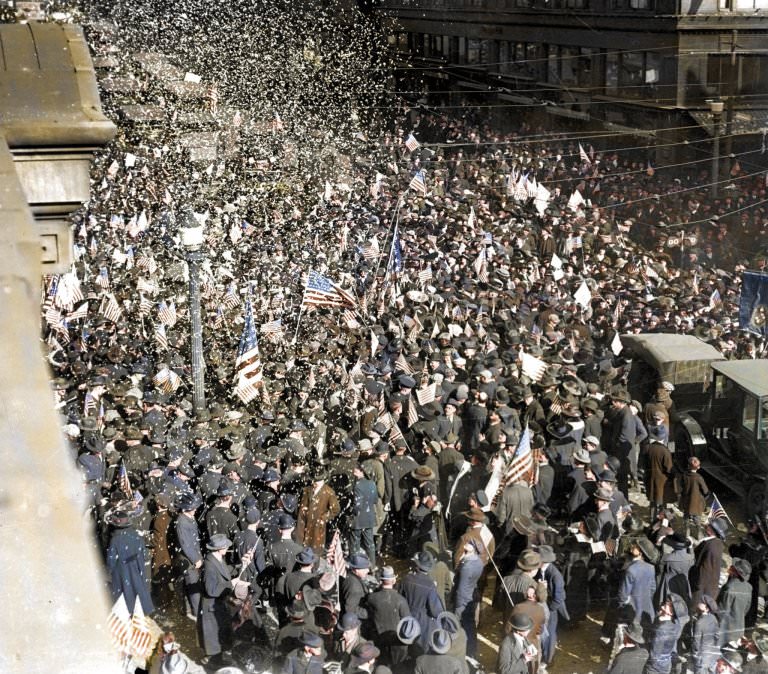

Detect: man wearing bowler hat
605,623,649,674
497,613,535,674
366,566,411,666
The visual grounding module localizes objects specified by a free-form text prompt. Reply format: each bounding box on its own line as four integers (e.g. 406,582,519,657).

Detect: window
560,46,579,85
743,394,759,434
708,54,768,96
547,45,559,83
467,39,482,65
605,51,619,93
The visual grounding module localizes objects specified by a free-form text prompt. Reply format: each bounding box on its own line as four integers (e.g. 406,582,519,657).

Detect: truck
620,333,768,516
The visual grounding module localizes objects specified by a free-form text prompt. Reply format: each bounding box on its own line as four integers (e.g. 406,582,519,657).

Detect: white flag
574,281,592,309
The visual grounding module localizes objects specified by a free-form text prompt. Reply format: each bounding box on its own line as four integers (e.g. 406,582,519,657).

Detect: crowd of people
37,10,768,674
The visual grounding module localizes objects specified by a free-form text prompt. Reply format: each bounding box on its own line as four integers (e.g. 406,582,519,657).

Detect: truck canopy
711,360,768,399
621,334,725,386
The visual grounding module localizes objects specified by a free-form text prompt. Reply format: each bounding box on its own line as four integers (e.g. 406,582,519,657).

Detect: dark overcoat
198,553,233,656
106,526,154,614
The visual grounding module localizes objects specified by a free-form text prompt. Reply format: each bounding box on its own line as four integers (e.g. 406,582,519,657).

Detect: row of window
393,33,768,98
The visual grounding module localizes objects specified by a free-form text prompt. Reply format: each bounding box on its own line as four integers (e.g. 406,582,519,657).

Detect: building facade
375,0,768,163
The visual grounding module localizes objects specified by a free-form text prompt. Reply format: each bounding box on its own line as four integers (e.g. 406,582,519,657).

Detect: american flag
416,383,436,406
343,310,360,329
45,304,62,327
409,170,427,194
222,283,241,310
212,306,225,329
116,459,133,499
503,426,535,487
514,173,528,200
473,248,489,283
100,294,122,323
418,267,433,285
361,237,380,260
390,226,403,273
709,289,722,309
136,252,157,274
302,270,357,309
520,351,547,382
69,302,89,321
234,300,263,404
260,318,283,335
138,295,153,316
407,394,419,428
155,324,168,350
327,529,347,578
107,594,132,653
95,267,110,290
404,133,420,153
129,597,154,658
137,277,158,295
525,176,538,199
707,493,730,524
579,143,591,165
158,301,177,327
394,352,414,375
83,391,97,417
612,299,622,328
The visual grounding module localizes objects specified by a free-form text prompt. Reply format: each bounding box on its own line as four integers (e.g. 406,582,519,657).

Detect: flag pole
379,223,399,304
373,191,406,281
293,271,310,344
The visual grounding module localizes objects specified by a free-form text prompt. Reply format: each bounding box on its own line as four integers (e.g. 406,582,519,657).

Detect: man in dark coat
351,462,379,566
198,534,241,663
691,595,720,674
205,481,239,542
414,628,465,674
604,390,636,497
341,553,371,618
399,551,445,650
365,566,411,666
496,613,534,674
617,538,657,630
606,623,649,674
105,511,154,615
718,558,753,646
388,443,418,556
537,544,568,666
451,537,484,659
173,493,204,618
691,518,727,604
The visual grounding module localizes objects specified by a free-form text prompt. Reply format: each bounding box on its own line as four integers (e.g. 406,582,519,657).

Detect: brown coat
679,471,709,516
646,441,673,505
454,525,496,569
296,483,340,552
151,509,173,578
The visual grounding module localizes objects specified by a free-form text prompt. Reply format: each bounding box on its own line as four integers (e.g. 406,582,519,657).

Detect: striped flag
361,237,380,260
137,277,158,295
418,267,432,285
404,133,420,153
154,324,168,350
409,170,427,194
95,267,110,290
707,493,730,524
212,306,224,329
106,594,132,653
158,301,177,327
100,294,122,323
116,459,133,499
520,351,547,382
407,394,419,428
222,283,241,310
129,597,153,658
83,391,97,417
68,302,89,321
45,304,62,327
327,529,347,578
260,318,283,335
579,143,591,164
234,300,263,404
467,206,476,230
394,352,414,375
416,383,436,406
473,248,489,283
302,270,357,309
709,289,722,309
138,295,153,316
342,310,360,329
502,426,535,487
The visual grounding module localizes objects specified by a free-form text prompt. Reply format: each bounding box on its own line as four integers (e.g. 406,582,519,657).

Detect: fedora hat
463,507,487,523
429,628,452,655
397,616,421,645
351,641,380,662
732,558,752,580
572,447,591,464
624,622,645,645
206,534,232,551
512,515,536,536
336,612,362,632
594,487,614,502
299,629,323,648
546,419,572,439
347,553,371,570
108,510,133,528
535,544,556,564
517,549,542,571
413,550,435,572
296,547,316,566
411,465,435,481
378,565,396,582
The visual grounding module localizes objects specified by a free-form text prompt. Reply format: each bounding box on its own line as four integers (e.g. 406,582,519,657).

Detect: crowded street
29,1,768,673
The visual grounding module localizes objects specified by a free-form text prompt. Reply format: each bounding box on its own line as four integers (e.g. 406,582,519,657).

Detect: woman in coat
644,593,688,674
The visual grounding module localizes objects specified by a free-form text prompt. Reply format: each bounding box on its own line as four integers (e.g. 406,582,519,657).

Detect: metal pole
711,111,721,200
187,248,206,415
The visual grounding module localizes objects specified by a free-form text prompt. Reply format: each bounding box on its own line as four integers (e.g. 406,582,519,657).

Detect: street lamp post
708,99,724,200
179,211,207,417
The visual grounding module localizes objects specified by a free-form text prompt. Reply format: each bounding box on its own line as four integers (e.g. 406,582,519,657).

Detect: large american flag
503,426,535,486
234,300,263,403
302,270,357,309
